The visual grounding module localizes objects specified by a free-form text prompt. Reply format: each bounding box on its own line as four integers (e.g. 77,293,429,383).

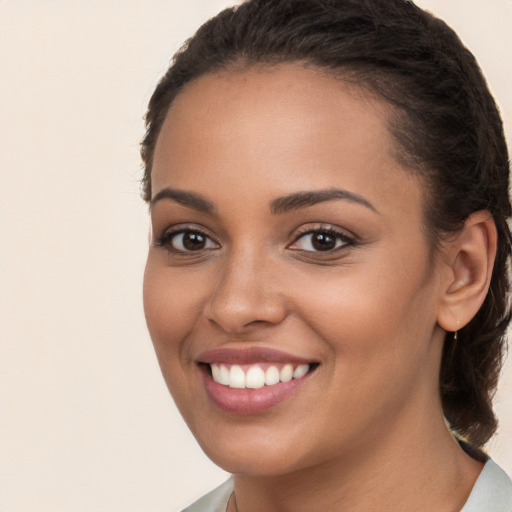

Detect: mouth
196,347,319,414
204,362,315,389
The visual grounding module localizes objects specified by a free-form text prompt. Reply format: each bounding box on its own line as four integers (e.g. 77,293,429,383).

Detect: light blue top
462,459,512,512
181,459,512,512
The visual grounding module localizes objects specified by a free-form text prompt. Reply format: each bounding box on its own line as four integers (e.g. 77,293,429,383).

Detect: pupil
183,232,206,250
312,232,336,251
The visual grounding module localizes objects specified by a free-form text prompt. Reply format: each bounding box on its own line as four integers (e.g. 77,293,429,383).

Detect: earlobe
437,211,497,332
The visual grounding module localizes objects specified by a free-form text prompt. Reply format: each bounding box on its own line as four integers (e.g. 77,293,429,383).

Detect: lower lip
201,368,312,414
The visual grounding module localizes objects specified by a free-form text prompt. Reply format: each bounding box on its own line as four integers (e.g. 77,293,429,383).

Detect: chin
192,426,311,477
208,449,306,477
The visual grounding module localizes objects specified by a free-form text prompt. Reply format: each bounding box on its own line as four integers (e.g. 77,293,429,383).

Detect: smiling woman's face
143,64,449,476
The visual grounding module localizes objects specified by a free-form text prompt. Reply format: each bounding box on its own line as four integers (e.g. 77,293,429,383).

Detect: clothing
462,460,512,512
181,478,233,512
181,459,512,512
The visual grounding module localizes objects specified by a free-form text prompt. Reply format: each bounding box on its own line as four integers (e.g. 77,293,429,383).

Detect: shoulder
461,459,512,512
181,478,234,512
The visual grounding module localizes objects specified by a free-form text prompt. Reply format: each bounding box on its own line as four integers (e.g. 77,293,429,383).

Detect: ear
437,211,497,332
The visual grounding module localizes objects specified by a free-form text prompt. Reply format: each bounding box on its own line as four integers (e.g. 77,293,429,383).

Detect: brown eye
310,232,337,251
289,228,354,253
158,229,219,253
181,232,207,250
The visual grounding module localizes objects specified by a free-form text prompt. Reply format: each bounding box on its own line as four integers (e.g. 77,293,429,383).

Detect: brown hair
141,0,511,447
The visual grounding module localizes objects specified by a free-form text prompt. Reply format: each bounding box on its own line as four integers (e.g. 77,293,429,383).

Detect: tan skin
143,64,496,511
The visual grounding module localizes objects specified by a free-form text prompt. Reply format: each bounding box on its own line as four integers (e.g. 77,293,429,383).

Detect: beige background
0,1,510,510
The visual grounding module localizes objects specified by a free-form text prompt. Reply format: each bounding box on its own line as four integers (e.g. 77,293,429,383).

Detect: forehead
151,63,423,218
158,64,393,154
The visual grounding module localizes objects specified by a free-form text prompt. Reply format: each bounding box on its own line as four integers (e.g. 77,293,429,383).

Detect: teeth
280,364,293,382
293,364,309,379
246,366,265,389
229,365,246,389
218,365,230,385
212,364,230,385
265,366,280,386
210,363,311,388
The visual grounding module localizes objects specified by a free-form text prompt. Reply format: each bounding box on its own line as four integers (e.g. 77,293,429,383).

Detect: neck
230,412,483,512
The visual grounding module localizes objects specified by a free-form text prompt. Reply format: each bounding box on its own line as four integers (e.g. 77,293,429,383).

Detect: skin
143,64,490,511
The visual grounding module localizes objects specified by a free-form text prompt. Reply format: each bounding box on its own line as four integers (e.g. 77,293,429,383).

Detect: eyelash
155,224,357,256
288,226,357,254
155,225,218,254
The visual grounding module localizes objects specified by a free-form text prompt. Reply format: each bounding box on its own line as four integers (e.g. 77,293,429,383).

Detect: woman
141,0,512,510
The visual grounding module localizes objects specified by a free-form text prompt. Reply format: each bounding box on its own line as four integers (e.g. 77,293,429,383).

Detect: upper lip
196,346,314,365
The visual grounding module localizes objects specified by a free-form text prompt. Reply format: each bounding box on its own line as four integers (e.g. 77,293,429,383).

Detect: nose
204,248,288,334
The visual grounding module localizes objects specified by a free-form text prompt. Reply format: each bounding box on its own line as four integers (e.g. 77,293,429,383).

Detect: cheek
143,259,204,365
290,274,439,445
291,256,438,372
143,260,210,417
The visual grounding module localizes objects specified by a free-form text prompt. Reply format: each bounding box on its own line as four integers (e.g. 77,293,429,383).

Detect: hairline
146,58,445,256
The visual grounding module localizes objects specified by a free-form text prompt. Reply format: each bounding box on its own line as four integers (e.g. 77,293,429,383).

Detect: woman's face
144,64,449,475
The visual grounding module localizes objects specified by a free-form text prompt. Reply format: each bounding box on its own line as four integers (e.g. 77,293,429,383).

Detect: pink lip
196,347,317,414
196,346,312,365
201,369,312,414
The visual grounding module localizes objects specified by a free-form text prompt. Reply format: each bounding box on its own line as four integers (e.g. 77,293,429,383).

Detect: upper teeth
211,363,310,389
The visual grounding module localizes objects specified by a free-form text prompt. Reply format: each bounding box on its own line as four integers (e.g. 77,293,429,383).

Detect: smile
197,348,318,413
210,363,310,389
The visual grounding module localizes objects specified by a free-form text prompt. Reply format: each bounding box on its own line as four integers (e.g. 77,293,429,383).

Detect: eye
156,228,219,253
289,228,354,252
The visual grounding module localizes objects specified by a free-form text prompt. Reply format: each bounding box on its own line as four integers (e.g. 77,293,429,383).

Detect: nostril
205,291,289,334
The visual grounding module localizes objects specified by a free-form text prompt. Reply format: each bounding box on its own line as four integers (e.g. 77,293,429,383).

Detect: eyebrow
270,188,377,214
150,186,377,215
150,188,216,213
